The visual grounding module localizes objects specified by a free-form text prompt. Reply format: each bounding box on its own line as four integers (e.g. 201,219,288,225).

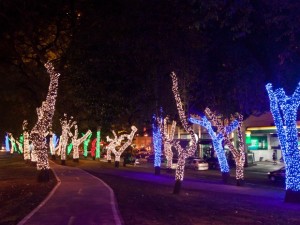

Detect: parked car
268,167,285,182
186,158,209,171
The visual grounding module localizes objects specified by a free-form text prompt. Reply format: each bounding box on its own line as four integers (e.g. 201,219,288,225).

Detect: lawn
2,154,300,225
0,152,56,225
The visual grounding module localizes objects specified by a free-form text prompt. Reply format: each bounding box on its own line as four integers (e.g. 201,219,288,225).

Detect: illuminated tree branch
30,62,60,172
170,72,197,186
71,124,92,161
266,82,300,196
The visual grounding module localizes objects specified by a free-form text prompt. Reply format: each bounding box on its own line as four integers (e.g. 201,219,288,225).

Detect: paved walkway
18,162,123,225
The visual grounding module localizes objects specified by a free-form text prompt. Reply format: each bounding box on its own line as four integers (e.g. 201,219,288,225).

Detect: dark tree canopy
1,0,300,138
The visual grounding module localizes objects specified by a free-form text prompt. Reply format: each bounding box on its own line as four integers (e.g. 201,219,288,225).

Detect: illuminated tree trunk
266,82,300,203
111,126,137,168
106,130,119,163
152,115,162,175
59,114,75,164
170,72,197,194
163,118,176,172
23,120,30,162
189,108,239,183
224,115,245,186
71,124,92,162
30,62,59,182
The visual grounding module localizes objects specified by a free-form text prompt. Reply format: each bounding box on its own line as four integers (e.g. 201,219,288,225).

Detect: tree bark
173,179,182,194
155,166,161,175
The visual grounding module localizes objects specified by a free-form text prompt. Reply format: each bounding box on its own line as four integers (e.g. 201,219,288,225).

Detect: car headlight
267,172,270,175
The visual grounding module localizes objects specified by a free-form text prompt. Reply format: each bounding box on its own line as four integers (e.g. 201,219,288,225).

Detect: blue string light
266,82,300,191
152,115,162,167
189,115,239,173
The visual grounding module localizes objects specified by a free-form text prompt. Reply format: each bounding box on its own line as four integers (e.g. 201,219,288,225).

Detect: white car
186,158,209,171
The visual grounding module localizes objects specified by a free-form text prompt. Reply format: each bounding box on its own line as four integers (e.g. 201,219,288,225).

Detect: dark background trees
0,0,300,138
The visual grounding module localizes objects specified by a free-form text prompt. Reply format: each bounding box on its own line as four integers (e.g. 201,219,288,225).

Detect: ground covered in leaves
2,154,300,225
0,152,56,225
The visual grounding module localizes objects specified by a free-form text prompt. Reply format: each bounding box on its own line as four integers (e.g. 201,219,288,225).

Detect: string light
157,116,176,170
57,114,75,164
49,132,59,158
224,114,245,183
23,120,30,161
83,132,92,157
170,72,197,184
96,129,101,159
71,124,92,161
90,138,97,158
266,82,300,193
30,61,60,172
5,134,10,152
106,131,117,161
152,115,162,168
189,108,239,176
110,126,138,167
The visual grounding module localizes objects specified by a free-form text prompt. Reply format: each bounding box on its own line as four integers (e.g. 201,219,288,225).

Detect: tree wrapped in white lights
170,72,197,194
30,62,60,181
56,114,75,165
152,114,163,175
8,133,18,154
266,82,300,202
106,130,123,163
71,124,92,162
157,116,176,172
206,109,245,185
110,126,138,168
224,114,245,185
22,120,31,162
189,108,239,183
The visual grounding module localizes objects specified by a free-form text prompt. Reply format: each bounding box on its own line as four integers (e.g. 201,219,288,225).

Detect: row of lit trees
152,72,300,203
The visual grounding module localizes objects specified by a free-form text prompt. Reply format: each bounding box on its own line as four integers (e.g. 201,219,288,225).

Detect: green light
96,129,101,158
83,132,92,157
67,143,73,155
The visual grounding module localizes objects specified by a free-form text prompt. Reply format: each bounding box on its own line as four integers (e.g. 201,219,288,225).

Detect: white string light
22,120,30,161
57,114,75,163
170,72,197,182
109,126,137,165
71,124,92,161
30,61,60,171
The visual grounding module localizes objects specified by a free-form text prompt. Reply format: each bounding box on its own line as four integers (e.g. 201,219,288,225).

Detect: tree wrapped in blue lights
266,82,300,202
189,108,239,183
152,114,163,175
170,72,197,194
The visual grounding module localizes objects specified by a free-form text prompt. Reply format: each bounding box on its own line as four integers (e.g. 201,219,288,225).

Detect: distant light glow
5,134,10,152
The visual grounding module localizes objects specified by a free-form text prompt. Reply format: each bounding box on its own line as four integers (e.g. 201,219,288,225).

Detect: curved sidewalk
18,162,123,225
